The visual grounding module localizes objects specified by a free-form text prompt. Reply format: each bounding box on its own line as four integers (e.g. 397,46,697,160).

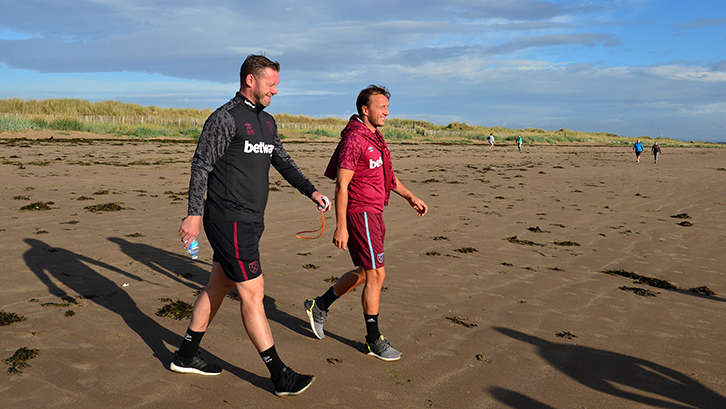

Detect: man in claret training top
304,85,428,361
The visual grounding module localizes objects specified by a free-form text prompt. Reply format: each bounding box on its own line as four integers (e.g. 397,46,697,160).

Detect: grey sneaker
304,299,327,339
366,335,402,361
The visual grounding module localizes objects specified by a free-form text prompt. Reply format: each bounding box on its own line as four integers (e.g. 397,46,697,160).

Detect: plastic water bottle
186,238,199,260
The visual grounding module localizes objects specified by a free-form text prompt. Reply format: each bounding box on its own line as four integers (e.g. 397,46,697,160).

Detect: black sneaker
274,366,315,396
170,351,222,375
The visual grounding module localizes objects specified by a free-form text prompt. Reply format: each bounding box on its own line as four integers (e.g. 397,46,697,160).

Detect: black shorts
204,221,264,282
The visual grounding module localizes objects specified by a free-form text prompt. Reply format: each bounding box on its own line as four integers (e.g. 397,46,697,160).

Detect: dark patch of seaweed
84,203,124,212
603,269,676,289
620,286,659,297
20,201,53,211
554,240,580,246
0,310,27,326
3,347,40,375
446,316,478,328
555,331,577,339
689,286,716,296
505,236,545,246
156,299,193,320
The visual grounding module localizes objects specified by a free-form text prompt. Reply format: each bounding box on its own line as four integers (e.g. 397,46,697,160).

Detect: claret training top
187,93,317,224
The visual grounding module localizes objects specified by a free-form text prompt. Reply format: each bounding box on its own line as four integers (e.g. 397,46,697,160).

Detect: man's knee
364,267,386,283
236,276,265,304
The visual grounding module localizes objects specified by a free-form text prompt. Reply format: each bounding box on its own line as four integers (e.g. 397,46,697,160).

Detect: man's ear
244,73,256,89
360,104,369,118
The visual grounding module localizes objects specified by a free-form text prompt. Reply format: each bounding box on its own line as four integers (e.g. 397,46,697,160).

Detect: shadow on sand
23,238,269,392
492,327,726,409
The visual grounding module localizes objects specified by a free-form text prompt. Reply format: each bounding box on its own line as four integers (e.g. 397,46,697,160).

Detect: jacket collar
235,92,264,113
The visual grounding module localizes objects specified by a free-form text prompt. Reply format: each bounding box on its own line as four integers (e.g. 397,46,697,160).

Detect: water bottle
186,238,199,260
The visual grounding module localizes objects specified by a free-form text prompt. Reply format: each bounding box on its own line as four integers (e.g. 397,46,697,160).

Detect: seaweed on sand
20,201,53,211
156,299,193,320
505,236,545,246
84,203,124,212
689,286,716,296
0,310,27,326
555,331,577,340
446,316,478,328
3,347,40,375
620,286,659,297
603,269,676,290
554,240,580,247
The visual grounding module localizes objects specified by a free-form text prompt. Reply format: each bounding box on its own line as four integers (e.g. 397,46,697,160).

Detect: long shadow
108,237,210,289
264,294,363,352
110,238,361,367
23,239,268,391
494,327,726,409
489,387,557,409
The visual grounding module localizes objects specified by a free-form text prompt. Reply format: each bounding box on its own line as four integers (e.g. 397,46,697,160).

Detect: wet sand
2,132,726,408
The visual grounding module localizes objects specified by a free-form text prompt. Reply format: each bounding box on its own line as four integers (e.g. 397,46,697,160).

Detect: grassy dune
0,98,719,147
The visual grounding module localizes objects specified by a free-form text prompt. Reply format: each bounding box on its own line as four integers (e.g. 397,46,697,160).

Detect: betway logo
244,140,274,156
369,157,383,169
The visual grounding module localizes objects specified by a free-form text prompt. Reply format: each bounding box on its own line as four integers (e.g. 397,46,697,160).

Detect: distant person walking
173,54,329,397
304,85,428,362
488,133,495,150
632,139,644,163
517,135,523,152
652,141,661,164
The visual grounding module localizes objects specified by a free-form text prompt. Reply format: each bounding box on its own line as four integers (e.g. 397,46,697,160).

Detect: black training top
187,93,317,223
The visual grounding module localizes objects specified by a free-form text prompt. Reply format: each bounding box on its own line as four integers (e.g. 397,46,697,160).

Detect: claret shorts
346,211,386,270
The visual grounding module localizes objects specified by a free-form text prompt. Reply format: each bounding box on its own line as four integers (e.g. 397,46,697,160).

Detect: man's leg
361,266,402,361
190,262,235,331
361,266,385,316
237,275,314,396
171,262,232,375
235,275,273,352
305,267,364,339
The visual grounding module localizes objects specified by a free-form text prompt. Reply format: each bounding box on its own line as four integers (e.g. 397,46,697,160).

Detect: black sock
177,328,204,359
364,314,381,344
260,345,286,382
317,286,339,311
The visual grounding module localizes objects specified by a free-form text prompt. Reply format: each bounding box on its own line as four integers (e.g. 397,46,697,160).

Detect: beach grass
0,98,722,147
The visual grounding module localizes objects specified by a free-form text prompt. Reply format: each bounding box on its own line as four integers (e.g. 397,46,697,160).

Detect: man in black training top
173,54,330,397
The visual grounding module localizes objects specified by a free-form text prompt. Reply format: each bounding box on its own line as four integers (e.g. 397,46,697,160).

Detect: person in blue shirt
632,139,644,163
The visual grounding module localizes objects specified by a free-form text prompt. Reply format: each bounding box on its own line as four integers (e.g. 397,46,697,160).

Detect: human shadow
494,327,726,409
108,237,210,290
489,387,557,409
23,239,267,390
264,295,364,352
110,237,360,372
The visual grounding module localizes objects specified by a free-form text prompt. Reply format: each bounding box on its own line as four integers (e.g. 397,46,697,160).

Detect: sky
1,0,725,142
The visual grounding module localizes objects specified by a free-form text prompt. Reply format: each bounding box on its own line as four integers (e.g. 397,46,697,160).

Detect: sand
1,131,725,408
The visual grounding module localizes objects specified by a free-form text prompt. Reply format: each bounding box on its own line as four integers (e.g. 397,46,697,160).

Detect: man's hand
408,196,428,216
311,191,331,212
179,215,202,247
333,226,348,250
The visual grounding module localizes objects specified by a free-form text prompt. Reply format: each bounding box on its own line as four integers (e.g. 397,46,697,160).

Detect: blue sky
1,0,725,141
